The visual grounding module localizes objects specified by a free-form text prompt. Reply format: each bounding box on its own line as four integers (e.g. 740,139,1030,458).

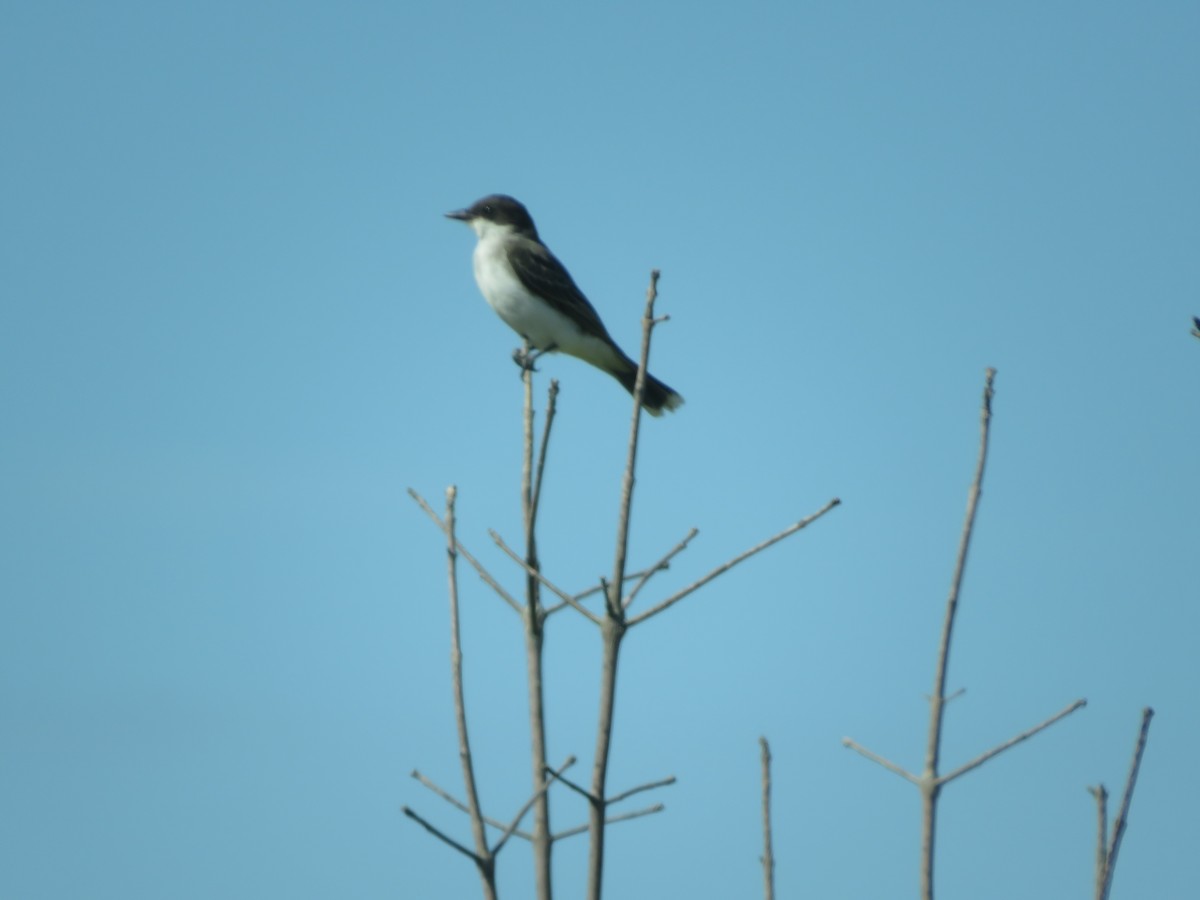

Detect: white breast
472,235,574,351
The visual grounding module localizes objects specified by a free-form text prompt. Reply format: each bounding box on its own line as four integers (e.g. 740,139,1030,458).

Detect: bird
446,194,684,416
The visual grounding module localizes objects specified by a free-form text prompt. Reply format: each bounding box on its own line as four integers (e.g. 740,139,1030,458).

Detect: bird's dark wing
507,240,616,342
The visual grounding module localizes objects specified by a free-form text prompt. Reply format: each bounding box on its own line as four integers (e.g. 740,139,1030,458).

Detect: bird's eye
481,205,492,215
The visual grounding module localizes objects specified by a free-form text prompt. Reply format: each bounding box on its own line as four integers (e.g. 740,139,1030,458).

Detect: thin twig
490,529,602,624
530,380,560,519
402,806,482,863
411,769,472,816
628,498,841,626
623,527,700,609
408,488,522,613
442,487,495,895
606,775,677,806
599,803,666,827
493,755,577,856
550,567,660,614
939,698,1087,785
760,737,776,900
841,738,920,784
1101,707,1155,900
412,769,533,841
544,765,596,802
553,804,667,841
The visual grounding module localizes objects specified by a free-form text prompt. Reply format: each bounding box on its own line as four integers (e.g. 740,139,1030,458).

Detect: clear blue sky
3,2,1197,898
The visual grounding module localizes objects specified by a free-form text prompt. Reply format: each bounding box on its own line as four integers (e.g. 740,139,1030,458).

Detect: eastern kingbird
446,194,684,416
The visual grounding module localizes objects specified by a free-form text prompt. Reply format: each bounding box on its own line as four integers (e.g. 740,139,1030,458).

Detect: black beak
445,208,472,221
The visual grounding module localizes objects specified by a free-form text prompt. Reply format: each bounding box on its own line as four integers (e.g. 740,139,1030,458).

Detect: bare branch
530,379,560,520
920,367,996,900
623,527,700,609
760,737,776,900
546,760,596,802
408,488,523,614
441,486,494,890
411,769,533,841
606,775,677,806
629,498,842,626
563,568,657,605
493,755,577,856
402,806,482,863
1089,784,1108,900
490,528,602,624
411,769,472,815
1101,707,1155,900
939,698,1087,785
600,802,666,827
553,804,667,841
925,368,997,774
586,270,663,900
841,738,920,784
519,353,556,900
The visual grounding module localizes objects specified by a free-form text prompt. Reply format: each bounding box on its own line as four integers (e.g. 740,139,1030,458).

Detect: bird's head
445,194,539,240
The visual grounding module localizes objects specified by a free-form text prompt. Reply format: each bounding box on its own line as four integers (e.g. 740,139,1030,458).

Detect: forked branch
842,369,1084,900
628,499,841,626
1093,707,1155,900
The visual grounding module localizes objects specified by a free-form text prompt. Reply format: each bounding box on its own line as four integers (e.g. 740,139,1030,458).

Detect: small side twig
409,488,522,614
840,738,920,784
939,698,1088,785
552,803,667,841
402,806,483,863
411,769,534,841
623,527,700,609
490,529,602,624
628,499,841,626
545,765,596,802
606,775,677,806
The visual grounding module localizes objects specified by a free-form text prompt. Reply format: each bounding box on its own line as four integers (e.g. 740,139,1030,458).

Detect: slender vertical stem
920,368,996,900
1090,785,1108,900
523,346,541,605
520,351,553,900
609,273,658,609
1101,707,1155,900
586,618,623,900
586,271,661,900
445,487,498,900
919,784,939,900
524,610,551,900
760,737,776,900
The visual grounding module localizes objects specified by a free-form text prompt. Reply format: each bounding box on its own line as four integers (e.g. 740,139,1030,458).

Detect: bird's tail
611,358,685,417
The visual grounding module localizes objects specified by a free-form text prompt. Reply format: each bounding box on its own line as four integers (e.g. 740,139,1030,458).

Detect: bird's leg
512,343,557,373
